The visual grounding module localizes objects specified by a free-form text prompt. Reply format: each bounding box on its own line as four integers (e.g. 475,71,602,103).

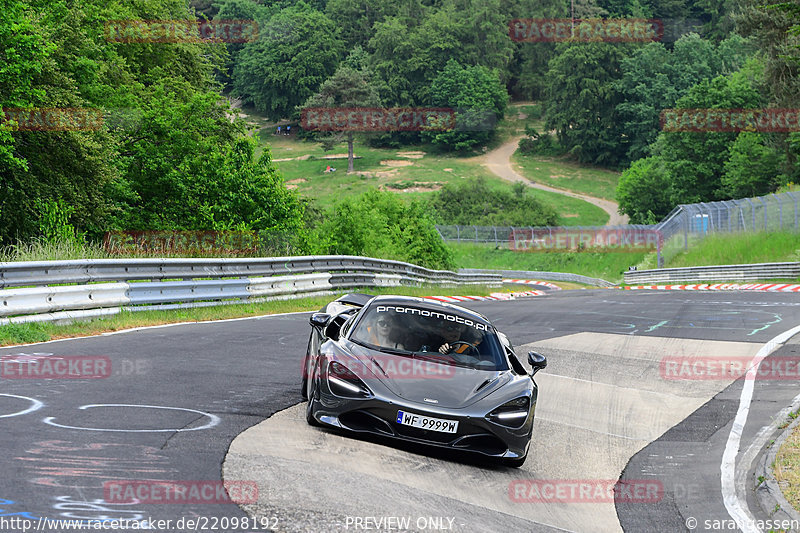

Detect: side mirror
309,313,331,329
527,351,547,376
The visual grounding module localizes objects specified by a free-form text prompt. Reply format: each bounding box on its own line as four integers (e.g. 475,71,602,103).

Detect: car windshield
350,303,508,371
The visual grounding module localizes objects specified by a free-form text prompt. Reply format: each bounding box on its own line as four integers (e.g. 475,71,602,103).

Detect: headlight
327,361,372,398
487,396,531,428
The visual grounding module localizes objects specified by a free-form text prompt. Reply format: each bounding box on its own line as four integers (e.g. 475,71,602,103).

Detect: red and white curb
502,279,562,290
420,279,563,303
622,283,800,292
423,290,546,304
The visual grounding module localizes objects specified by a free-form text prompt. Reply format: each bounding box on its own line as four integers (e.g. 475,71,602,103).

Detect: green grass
665,231,800,268
511,151,621,201
524,188,609,226
0,284,504,346
488,102,545,149
774,420,800,512
262,133,609,227
448,242,644,283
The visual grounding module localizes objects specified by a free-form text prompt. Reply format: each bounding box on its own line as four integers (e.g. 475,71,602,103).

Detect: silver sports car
301,293,546,467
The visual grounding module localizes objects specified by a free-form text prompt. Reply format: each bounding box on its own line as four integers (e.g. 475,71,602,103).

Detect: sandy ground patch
285,184,298,189
396,151,425,159
563,213,579,218
286,178,307,185
380,160,414,167
375,169,399,178
384,182,442,193
443,168,453,172
320,153,353,160
273,154,311,162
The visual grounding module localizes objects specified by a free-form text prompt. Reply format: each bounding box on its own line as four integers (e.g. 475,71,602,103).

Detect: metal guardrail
459,268,615,287
623,262,800,284
0,256,502,324
0,256,494,289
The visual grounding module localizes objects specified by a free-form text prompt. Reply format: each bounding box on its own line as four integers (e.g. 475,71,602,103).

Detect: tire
305,380,321,427
300,353,309,400
301,333,316,400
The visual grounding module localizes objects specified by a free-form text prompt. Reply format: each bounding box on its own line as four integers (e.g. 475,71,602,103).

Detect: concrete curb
755,410,800,525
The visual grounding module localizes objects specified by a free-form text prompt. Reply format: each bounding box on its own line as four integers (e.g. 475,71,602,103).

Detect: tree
721,132,786,198
615,157,673,223
652,63,764,205
544,42,630,167
233,2,344,120
367,0,514,107
423,60,508,151
614,33,754,164
300,59,382,173
325,0,394,50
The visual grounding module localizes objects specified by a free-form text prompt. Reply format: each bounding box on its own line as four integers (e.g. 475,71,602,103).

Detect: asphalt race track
2,289,800,532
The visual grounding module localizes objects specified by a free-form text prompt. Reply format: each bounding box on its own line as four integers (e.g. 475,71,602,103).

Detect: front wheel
305,380,321,427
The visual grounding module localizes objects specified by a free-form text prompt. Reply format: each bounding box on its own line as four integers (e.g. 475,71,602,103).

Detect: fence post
746,198,755,231
683,207,689,251
774,193,783,229
456,225,460,241
787,191,798,230
474,225,478,242
759,197,768,230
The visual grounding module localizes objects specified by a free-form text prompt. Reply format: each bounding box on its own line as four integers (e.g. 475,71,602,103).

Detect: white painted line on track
721,323,800,532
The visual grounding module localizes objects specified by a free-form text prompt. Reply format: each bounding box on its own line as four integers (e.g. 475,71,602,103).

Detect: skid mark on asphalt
223,333,760,533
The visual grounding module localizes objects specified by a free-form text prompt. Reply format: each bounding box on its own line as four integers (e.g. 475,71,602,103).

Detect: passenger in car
366,314,406,350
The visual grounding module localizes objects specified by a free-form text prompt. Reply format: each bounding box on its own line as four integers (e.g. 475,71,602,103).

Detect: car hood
347,343,513,408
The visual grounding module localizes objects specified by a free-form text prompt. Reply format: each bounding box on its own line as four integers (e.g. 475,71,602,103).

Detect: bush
429,177,559,226
518,126,565,156
311,190,455,270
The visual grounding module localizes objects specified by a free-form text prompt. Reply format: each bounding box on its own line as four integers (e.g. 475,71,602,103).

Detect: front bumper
309,388,534,459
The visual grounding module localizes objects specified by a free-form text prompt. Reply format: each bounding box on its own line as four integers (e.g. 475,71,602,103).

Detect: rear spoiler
334,293,375,308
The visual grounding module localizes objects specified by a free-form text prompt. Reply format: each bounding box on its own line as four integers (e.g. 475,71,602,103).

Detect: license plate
396,410,458,433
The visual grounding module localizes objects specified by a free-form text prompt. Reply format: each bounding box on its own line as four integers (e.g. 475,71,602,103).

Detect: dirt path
483,136,629,226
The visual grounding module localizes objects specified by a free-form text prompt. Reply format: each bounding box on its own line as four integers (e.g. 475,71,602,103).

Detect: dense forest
1,0,799,266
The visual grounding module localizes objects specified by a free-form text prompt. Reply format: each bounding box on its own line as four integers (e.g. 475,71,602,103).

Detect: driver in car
437,321,473,354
